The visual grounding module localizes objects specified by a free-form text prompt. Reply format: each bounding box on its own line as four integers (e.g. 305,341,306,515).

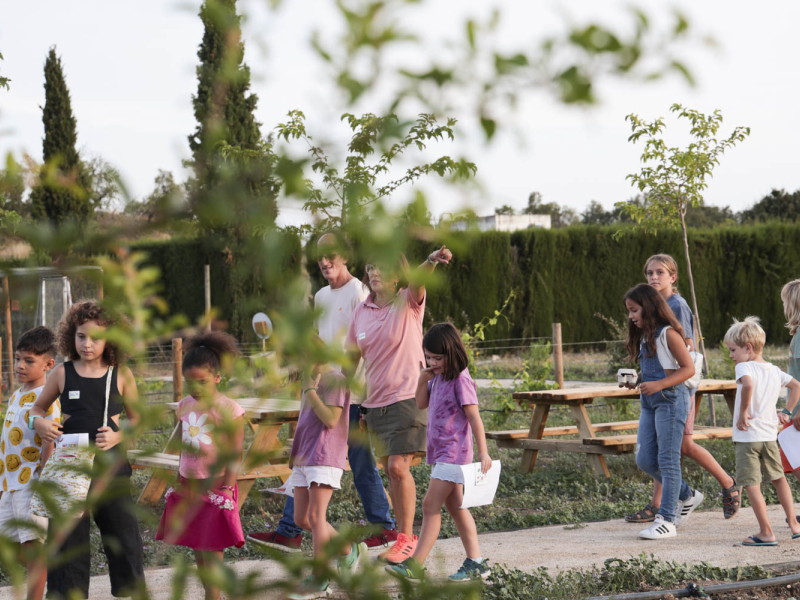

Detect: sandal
722,478,742,519
625,503,658,523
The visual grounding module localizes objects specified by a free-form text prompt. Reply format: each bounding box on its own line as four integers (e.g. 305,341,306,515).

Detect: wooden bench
505,380,738,477
486,420,640,441
580,426,733,448
129,449,294,480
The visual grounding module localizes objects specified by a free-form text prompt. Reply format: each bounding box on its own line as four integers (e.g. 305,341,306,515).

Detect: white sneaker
638,515,677,539
675,489,704,526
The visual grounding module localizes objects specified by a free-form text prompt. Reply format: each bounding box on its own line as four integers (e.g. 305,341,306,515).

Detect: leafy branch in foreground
307,1,705,140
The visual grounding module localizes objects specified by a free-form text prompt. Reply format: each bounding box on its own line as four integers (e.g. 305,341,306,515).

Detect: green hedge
418,223,800,346
132,224,800,347
130,234,301,341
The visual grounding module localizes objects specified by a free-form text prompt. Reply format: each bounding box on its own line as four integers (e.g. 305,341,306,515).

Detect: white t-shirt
732,361,792,443
1,386,61,492
315,277,369,404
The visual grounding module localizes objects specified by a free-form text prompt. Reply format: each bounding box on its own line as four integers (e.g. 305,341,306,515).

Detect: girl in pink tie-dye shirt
387,323,493,582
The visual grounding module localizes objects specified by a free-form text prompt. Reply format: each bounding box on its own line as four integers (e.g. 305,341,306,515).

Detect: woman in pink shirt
346,245,452,564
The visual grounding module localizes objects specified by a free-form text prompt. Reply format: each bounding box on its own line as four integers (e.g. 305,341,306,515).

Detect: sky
1,0,799,228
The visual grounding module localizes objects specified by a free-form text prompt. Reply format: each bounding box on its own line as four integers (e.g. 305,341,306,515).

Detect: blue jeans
277,404,396,537
636,386,693,522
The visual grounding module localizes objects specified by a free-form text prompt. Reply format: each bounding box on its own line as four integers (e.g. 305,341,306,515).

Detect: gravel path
4,503,800,599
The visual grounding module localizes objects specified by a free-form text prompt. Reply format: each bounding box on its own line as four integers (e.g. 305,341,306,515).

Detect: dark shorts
363,398,427,458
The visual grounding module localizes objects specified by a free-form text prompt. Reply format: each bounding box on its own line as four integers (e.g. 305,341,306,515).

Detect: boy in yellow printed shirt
0,326,60,600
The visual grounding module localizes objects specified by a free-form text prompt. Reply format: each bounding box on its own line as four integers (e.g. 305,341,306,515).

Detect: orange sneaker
378,532,417,564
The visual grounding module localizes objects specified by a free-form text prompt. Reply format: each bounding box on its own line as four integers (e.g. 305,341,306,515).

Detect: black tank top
60,362,124,442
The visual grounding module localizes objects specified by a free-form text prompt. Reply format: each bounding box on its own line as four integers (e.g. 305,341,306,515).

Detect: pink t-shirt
346,288,426,408
290,371,350,469
426,370,479,465
177,395,245,479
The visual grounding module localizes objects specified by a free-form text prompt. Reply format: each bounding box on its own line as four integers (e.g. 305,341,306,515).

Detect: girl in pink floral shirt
156,332,245,600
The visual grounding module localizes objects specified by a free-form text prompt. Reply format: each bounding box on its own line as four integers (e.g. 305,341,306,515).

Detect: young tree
188,0,276,231
275,111,475,230
29,47,90,224
618,104,750,363
495,204,515,215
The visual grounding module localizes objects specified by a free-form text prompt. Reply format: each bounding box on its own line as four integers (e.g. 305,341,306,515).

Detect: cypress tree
30,47,90,224
188,0,277,235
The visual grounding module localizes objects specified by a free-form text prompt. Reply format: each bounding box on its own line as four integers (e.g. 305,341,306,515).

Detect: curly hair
182,331,240,374
57,300,122,366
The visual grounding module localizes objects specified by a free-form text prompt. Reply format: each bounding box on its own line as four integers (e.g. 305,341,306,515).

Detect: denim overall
635,326,692,522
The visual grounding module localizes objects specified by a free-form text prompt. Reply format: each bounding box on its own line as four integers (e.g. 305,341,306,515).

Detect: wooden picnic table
489,379,737,478
130,397,300,509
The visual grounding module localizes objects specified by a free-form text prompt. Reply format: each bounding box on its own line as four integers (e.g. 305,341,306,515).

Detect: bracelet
781,408,793,416
303,387,318,395
220,485,235,492
427,253,436,265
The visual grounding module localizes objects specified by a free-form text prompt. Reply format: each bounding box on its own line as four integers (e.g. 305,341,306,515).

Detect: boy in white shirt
0,326,60,600
725,316,800,546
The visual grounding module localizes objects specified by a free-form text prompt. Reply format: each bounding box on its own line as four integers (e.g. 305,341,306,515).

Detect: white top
1,386,61,492
315,277,369,404
733,361,792,442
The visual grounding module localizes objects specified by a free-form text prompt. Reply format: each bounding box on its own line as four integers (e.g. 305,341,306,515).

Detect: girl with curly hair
30,299,144,599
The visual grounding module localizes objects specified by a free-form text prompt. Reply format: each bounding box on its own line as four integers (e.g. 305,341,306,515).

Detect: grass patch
483,554,770,600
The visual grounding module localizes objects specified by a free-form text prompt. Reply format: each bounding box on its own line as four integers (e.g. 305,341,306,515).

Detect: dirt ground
5,503,800,599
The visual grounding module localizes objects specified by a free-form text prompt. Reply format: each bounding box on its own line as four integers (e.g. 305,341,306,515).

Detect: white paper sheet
778,426,800,470
262,472,295,498
57,433,90,448
460,460,501,509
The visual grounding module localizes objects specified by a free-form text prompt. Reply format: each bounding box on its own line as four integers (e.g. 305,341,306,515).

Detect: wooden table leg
137,422,181,506
519,403,550,474
723,391,736,416
570,403,610,478
238,421,285,509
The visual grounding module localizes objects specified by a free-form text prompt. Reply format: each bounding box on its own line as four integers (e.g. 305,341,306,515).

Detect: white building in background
449,213,552,232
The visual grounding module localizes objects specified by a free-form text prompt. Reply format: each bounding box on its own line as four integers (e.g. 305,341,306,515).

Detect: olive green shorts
735,440,785,487
362,398,427,458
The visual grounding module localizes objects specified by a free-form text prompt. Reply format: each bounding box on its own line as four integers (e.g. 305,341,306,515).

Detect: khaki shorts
0,487,48,544
735,441,785,487
363,398,427,458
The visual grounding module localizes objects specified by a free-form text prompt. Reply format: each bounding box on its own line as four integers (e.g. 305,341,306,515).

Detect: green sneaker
385,558,426,581
448,558,491,582
287,575,331,599
337,541,367,576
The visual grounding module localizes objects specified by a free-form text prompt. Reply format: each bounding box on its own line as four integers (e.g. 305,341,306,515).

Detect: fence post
552,323,564,389
204,265,211,332
4,277,13,391
172,338,183,403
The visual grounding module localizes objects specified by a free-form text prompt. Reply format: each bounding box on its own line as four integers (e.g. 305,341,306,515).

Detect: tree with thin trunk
617,104,750,366
30,47,90,224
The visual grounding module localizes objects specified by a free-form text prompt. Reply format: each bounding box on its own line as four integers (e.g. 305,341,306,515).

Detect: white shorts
0,487,48,544
431,462,465,484
291,465,343,489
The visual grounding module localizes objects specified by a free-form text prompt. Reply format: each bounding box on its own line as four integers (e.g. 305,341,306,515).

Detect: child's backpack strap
656,326,680,370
